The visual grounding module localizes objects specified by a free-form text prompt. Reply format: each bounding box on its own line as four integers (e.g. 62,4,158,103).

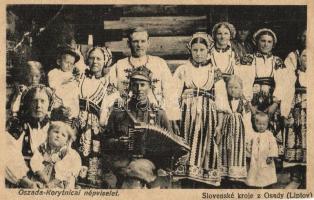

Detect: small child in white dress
30,121,81,189
246,112,278,188
48,45,81,118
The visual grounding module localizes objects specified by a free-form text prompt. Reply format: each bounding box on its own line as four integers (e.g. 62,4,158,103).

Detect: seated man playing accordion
102,66,188,189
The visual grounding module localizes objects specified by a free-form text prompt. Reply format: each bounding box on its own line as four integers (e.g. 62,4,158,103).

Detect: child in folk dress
217,75,251,183
9,61,45,117
30,121,81,188
48,45,81,118
246,112,278,188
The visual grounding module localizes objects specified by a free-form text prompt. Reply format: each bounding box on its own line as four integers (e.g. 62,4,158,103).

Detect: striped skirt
284,87,306,166
174,92,221,186
220,113,246,180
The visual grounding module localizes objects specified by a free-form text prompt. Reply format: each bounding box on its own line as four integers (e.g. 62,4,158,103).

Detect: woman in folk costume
210,22,239,80
283,31,307,188
5,85,56,187
218,75,252,183
173,32,229,187
6,86,55,167
76,46,119,187
236,28,295,155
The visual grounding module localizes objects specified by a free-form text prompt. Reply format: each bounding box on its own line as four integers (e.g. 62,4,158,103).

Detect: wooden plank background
105,36,190,57
100,6,209,71
104,16,207,37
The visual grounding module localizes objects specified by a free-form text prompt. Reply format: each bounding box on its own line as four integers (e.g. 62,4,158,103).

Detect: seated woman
6,85,55,187
103,66,178,188
6,85,55,167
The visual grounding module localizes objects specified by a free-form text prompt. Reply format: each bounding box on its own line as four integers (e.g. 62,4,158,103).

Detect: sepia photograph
2,1,313,199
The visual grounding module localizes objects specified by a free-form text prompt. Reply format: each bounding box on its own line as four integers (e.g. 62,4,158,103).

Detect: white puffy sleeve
234,64,255,101
107,62,119,89
268,132,279,158
54,149,82,182
5,133,28,182
30,148,45,173
172,65,186,107
214,68,231,113
158,58,181,120
273,56,296,118
99,90,121,126
48,69,60,90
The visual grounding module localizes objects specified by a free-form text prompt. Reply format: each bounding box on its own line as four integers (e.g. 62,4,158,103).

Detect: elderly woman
6,85,54,187
236,28,295,155
211,22,239,80
76,46,119,187
173,32,229,187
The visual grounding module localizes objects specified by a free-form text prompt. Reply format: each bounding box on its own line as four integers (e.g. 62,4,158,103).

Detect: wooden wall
99,5,306,72
100,5,211,72
7,5,307,73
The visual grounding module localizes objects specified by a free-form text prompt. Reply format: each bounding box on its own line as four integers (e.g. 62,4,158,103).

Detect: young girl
9,61,45,117
246,112,278,188
48,45,81,118
218,75,251,183
173,32,229,187
237,28,295,155
211,22,239,80
30,121,81,189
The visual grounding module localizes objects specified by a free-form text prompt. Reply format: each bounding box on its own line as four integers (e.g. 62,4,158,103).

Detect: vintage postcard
1,0,313,199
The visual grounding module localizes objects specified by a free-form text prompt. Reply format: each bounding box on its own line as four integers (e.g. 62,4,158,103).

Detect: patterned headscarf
86,46,113,68
187,32,214,50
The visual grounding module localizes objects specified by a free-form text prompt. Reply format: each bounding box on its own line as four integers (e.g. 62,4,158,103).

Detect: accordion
124,122,190,157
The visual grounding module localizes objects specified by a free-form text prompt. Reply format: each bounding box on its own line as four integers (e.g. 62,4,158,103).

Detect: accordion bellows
128,123,190,156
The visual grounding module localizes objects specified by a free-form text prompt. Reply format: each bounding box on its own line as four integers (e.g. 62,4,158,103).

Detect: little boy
48,45,81,118
246,112,278,188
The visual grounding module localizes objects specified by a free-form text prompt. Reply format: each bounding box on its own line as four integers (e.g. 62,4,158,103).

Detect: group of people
5,21,307,189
